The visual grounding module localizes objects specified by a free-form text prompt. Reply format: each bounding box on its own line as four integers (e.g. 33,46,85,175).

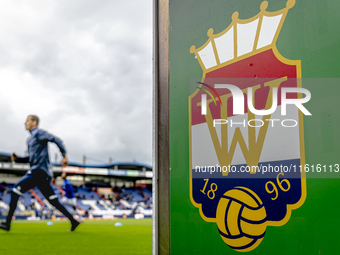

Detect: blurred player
0,115,80,232
61,172,83,221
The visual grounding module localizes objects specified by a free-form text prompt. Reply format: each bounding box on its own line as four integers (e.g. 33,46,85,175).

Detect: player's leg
60,197,83,221
38,175,80,231
71,198,83,221
60,197,80,220
49,197,80,231
0,174,35,231
60,196,67,205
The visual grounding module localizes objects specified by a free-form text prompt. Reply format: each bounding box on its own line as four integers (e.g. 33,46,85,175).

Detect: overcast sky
0,0,153,165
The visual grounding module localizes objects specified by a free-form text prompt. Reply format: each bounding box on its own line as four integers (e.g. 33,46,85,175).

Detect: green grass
0,219,152,255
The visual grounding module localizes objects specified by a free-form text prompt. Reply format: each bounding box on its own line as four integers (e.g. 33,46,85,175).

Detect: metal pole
153,0,170,254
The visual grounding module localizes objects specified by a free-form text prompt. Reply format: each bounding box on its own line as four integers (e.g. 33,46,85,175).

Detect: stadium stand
0,152,152,220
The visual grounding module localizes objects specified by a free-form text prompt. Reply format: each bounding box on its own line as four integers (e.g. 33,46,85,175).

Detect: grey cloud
0,0,153,165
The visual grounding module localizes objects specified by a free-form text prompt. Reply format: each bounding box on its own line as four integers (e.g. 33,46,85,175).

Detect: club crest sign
189,0,306,252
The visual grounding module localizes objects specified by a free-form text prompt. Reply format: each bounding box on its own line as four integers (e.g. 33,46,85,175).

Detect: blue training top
16,128,66,178
62,179,75,199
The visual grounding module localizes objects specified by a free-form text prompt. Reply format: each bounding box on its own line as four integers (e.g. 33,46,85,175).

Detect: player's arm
38,131,68,166
11,153,29,163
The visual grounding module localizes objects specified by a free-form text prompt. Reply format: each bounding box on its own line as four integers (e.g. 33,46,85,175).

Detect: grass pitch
0,218,152,255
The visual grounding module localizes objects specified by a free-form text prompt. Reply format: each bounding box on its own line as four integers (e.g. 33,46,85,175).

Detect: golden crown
190,0,296,73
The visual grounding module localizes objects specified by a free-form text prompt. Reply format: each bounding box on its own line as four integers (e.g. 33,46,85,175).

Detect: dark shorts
13,170,58,201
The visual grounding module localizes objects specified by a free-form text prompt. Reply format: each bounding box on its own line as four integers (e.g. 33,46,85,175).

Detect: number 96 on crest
191,173,302,252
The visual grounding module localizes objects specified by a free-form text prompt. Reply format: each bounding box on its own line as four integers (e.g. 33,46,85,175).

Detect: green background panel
169,0,340,254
